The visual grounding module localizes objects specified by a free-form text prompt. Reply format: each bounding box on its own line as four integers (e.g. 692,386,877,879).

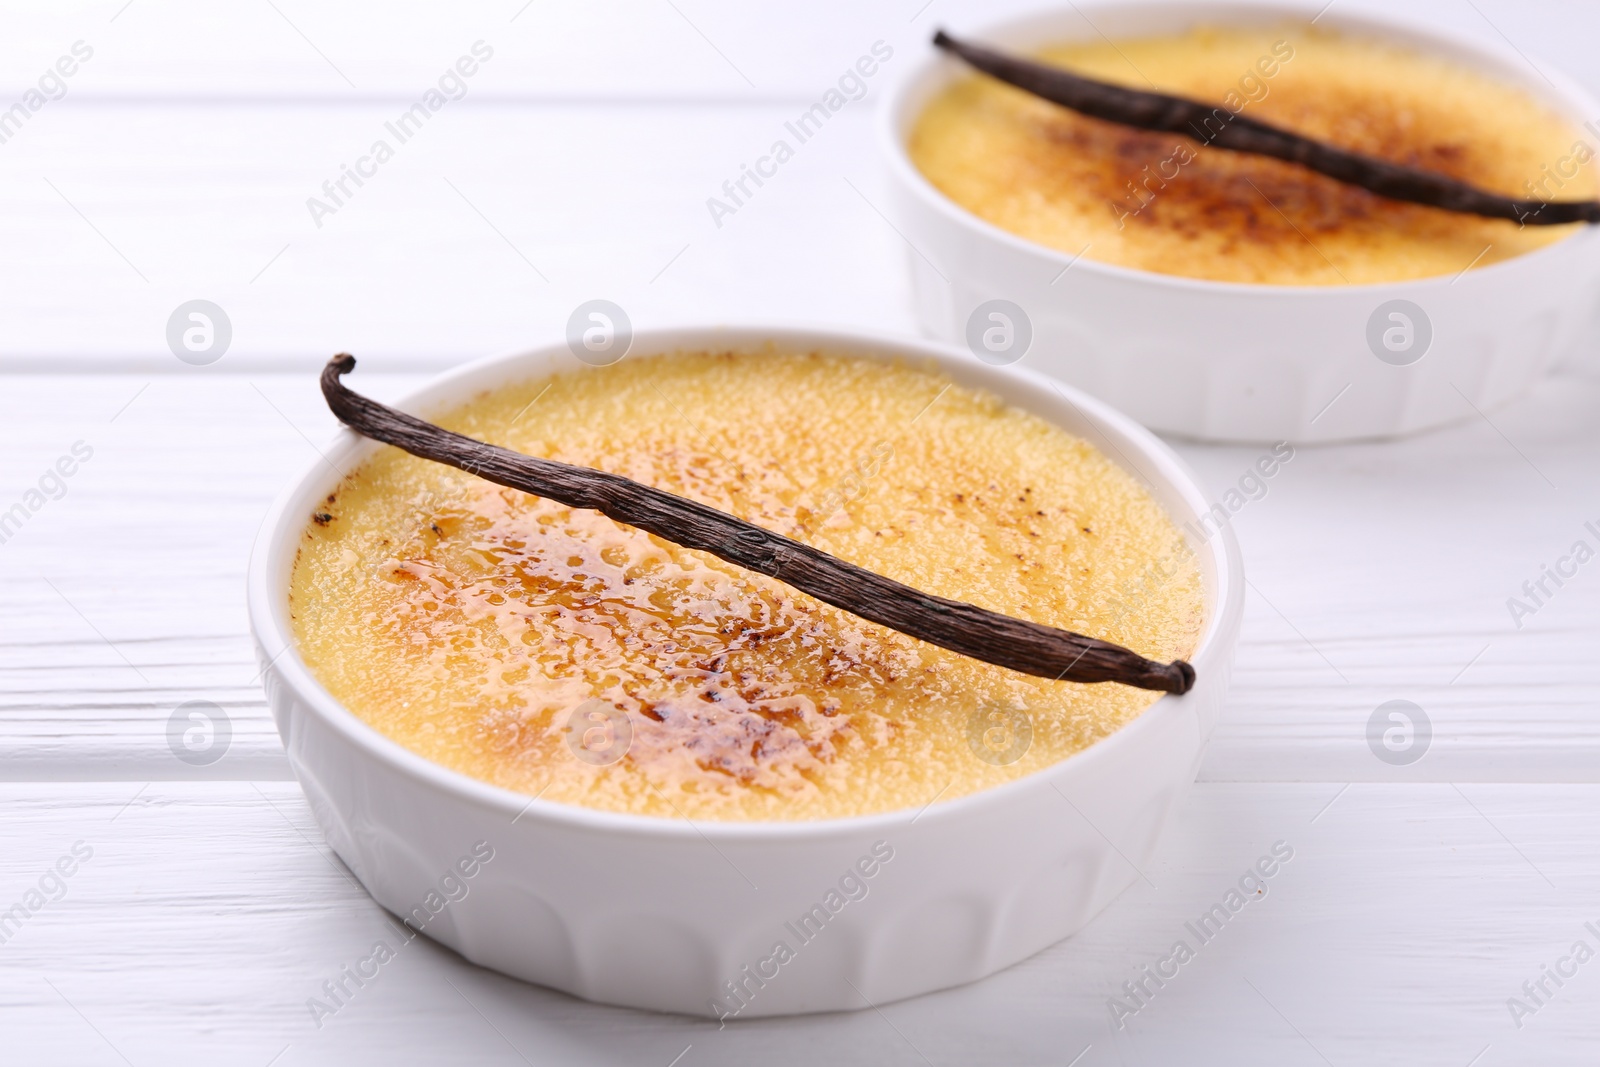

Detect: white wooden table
4,2,1599,1063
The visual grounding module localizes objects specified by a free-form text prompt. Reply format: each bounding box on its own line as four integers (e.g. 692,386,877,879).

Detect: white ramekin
880,2,1600,443
246,326,1244,1017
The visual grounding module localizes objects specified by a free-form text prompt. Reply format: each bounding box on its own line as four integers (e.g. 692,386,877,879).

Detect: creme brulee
909,26,1597,285
289,352,1204,821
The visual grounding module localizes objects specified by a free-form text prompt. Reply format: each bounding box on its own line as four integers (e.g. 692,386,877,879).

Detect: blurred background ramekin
880,1,1600,443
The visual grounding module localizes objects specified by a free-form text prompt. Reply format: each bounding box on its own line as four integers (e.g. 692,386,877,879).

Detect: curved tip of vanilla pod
1168,659,1196,695
321,352,357,395
321,354,363,425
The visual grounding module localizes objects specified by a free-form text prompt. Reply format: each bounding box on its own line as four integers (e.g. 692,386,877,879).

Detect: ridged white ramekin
880,2,1600,443
247,326,1243,1017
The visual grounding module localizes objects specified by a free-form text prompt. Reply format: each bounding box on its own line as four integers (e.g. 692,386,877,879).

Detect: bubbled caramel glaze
289,352,1204,821
910,26,1597,284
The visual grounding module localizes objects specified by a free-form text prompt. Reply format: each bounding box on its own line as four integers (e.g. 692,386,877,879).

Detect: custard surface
290,352,1204,821
910,26,1596,284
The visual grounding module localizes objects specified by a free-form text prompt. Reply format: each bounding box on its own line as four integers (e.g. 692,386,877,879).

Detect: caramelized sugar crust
289,352,1204,820
910,27,1597,284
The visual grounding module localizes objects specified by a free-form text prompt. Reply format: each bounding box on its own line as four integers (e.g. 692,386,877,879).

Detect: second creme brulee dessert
289,351,1204,821
909,26,1598,284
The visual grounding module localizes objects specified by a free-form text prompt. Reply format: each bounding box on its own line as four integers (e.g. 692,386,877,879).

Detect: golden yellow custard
910,26,1597,284
289,351,1204,821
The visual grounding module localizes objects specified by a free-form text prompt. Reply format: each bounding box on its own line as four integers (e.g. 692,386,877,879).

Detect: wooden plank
2,371,1597,781
0,373,406,781
1,0,1590,101
1,0,931,101
0,104,909,370
2,781,1595,1063
1194,367,1600,781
